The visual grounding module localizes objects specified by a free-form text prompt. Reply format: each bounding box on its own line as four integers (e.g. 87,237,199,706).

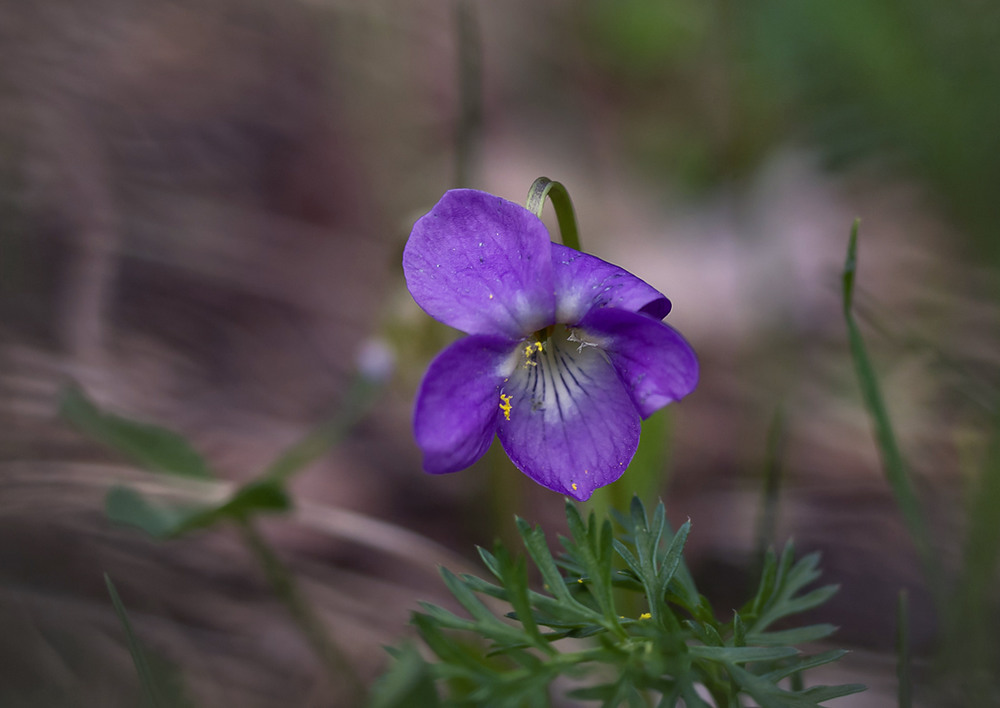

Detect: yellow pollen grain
488,293,494,299
499,393,512,421
639,612,652,620
523,340,544,366
571,482,578,491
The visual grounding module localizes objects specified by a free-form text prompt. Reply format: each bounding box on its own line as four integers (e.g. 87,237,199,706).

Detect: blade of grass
842,220,942,600
104,574,163,708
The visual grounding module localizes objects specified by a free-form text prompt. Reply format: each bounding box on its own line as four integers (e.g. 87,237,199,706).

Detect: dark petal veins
497,331,640,500
551,243,671,324
403,190,556,338
414,334,518,474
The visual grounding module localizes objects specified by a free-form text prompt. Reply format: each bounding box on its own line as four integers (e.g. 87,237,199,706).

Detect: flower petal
578,307,699,418
496,332,640,500
414,334,518,474
551,243,671,324
403,190,556,338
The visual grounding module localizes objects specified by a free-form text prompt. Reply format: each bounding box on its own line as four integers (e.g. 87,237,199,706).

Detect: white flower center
501,325,608,424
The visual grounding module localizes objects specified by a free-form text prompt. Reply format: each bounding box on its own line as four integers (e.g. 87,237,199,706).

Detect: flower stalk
525,177,582,252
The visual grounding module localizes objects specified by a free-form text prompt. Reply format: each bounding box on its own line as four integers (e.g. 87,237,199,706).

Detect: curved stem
525,178,582,252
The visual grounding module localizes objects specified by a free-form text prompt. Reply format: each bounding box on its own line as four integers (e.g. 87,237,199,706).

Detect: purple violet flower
403,189,698,501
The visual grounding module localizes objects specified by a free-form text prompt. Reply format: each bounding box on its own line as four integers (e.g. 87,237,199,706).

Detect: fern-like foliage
371,498,864,708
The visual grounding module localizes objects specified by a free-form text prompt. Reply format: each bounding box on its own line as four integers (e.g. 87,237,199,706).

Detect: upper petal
551,243,671,324
414,334,519,474
578,307,698,418
403,190,556,338
496,330,640,500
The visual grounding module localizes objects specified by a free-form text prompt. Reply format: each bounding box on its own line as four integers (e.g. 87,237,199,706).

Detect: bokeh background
2,0,999,705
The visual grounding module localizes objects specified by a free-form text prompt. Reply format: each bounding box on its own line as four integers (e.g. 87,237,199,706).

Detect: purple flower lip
403,188,698,501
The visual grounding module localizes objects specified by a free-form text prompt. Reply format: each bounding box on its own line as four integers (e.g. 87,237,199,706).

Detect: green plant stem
753,406,786,578
486,441,524,550
525,178,582,251
264,374,382,484
239,520,366,704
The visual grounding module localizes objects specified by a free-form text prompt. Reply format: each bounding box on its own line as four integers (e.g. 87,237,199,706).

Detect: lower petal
414,335,518,474
496,333,640,500
578,307,699,418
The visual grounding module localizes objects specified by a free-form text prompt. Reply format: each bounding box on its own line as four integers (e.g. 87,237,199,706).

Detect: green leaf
368,643,442,708
60,384,212,479
170,479,291,535
380,497,856,706
796,684,868,703
755,585,839,631
105,574,193,708
439,568,507,625
105,480,291,539
105,486,211,540
411,613,487,671
476,546,503,581
732,611,747,647
750,548,779,616
728,663,865,707
517,518,575,604
416,602,479,632
760,650,851,683
437,568,533,650
746,624,838,647
563,504,618,622
617,499,700,612
689,645,798,664
748,548,839,633
492,544,551,651
656,520,691,605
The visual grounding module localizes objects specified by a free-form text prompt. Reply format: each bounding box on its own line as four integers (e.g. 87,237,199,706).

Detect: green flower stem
486,442,525,551
752,406,787,578
238,519,367,704
526,178,582,252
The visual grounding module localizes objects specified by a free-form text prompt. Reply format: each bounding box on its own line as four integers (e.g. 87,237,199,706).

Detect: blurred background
2,0,999,705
